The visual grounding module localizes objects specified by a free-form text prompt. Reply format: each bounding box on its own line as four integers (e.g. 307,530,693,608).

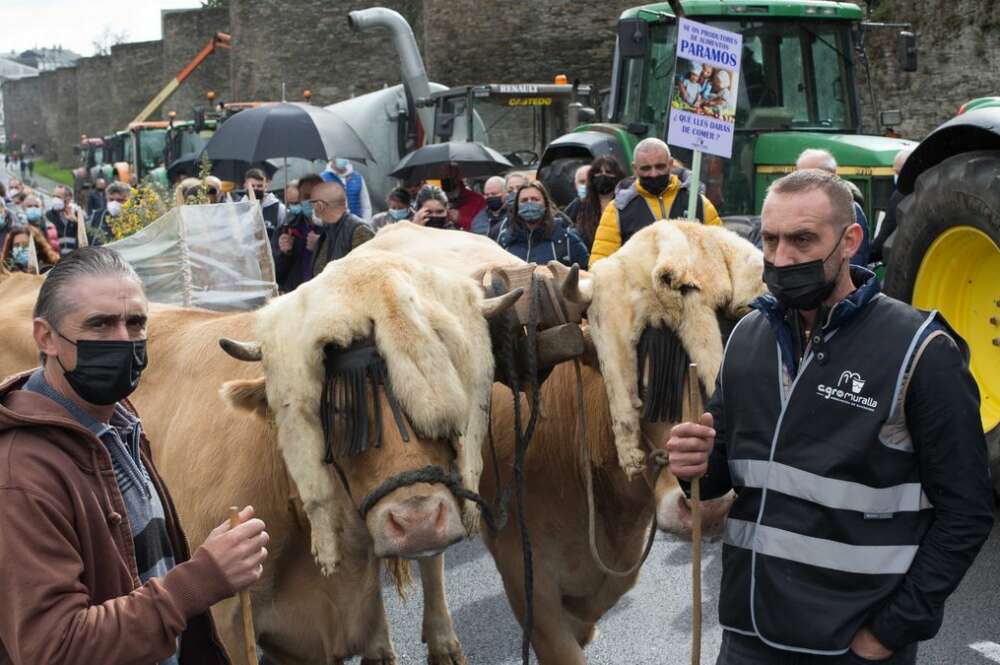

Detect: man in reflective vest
667,169,994,664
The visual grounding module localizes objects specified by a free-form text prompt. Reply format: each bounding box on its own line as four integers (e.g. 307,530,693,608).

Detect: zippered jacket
701,268,994,654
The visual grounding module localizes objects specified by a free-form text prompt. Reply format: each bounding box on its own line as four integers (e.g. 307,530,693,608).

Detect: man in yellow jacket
589,138,721,267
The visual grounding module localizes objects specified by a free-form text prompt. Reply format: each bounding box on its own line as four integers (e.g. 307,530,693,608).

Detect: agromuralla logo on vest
816,370,879,412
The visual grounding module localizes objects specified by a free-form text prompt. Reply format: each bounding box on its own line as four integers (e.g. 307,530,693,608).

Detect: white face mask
106,200,124,217
51,198,65,212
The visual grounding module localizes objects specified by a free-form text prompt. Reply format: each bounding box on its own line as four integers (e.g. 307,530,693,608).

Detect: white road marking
971,642,1000,663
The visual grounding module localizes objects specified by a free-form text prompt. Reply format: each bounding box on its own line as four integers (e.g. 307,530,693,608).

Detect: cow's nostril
433,498,447,532
386,511,407,539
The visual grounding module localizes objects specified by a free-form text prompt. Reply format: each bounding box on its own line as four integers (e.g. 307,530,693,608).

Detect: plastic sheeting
107,200,277,311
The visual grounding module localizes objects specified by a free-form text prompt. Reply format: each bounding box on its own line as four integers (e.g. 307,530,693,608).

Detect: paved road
379,513,999,664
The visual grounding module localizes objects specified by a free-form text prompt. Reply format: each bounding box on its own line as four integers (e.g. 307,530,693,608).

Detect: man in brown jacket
0,247,269,665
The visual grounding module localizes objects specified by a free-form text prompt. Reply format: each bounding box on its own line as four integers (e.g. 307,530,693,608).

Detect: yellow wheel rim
913,226,1000,432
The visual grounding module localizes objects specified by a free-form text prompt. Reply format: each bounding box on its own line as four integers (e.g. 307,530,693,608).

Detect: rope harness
485,271,544,665
576,323,692,578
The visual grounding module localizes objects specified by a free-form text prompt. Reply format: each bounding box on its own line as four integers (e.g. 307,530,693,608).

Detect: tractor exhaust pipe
348,8,434,143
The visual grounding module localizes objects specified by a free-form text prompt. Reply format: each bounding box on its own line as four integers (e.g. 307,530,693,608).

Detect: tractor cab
425,81,598,176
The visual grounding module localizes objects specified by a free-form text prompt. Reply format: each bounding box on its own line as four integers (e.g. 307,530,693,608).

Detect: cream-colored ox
361,220,764,662
0,253,521,665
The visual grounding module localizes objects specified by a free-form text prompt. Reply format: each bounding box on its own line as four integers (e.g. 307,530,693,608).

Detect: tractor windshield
137,129,167,175
719,19,857,131
614,19,858,133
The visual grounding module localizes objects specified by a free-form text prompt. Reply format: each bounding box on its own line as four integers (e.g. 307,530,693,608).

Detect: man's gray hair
504,171,528,188
106,181,132,198
795,148,838,174
633,137,671,161
33,246,143,328
765,169,856,228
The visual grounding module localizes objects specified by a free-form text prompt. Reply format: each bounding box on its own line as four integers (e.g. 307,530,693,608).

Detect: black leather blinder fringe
320,338,410,464
636,324,692,423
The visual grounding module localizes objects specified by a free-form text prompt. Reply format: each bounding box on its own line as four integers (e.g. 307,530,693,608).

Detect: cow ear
221,377,270,418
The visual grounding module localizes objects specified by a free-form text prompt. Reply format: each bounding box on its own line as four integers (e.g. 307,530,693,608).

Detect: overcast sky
1,0,203,59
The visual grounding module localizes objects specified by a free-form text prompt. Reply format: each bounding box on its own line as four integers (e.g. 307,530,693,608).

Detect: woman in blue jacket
496,180,589,267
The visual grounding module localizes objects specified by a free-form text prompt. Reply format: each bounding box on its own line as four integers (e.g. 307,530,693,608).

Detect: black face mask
762,227,848,311
252,189,266,201
592,174,617,195
55,330,148,406
639,173,670,196
424,215,448,228
485,195,504,211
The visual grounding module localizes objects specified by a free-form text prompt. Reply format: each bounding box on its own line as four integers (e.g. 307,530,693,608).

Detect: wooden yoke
477,263,586,384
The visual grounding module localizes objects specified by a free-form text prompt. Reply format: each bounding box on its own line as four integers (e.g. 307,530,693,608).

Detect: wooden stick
684,364,703,665
228,507,258,665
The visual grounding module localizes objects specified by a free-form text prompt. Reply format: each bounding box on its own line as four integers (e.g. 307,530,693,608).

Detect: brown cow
0,252,520,664
470,220,763,663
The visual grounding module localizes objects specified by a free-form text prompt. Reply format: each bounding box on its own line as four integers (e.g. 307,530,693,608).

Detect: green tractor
538,0,914,221
883,97,1000,495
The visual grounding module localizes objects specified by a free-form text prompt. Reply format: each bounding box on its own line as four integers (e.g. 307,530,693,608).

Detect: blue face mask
576,184,587,200
388,207,409,221
300,201,314,218
518,201,546,223
289,203,303,216
25,207,42,222
11,245,29,267
334,158,349,170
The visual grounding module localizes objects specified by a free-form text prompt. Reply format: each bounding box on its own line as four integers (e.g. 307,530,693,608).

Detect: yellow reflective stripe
755,165,895,177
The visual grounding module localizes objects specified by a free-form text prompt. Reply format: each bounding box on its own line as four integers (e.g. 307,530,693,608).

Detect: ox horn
549,262,593,306
481,287,524,319
219,338,263,362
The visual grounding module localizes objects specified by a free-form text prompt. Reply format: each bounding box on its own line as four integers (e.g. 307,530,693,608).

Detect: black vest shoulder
617,186,706,246
325,213,365,263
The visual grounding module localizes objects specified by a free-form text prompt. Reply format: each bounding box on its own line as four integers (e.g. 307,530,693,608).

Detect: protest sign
667,18,743,159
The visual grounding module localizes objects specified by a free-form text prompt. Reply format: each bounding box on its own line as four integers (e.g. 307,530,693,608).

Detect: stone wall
857,0,1000,139
6,0,1000,168
161,7,231,116
422,0,635,89
228,0,423,106
75,55,113,140
37,71,60,161
2,74,43,154
51,66,80,166
109,40,165,130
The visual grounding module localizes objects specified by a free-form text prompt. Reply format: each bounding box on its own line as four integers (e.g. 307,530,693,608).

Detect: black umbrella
201,102,373,165
167,153,277,182
390,141,513,181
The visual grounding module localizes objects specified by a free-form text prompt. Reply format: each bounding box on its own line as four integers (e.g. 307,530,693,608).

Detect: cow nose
385,496,446,539
371,491,464,558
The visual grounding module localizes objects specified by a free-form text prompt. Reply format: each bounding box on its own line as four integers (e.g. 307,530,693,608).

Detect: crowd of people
256,137,726,294
2,138,915,296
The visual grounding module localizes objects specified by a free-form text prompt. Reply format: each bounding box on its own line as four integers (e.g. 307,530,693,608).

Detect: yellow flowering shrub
108,183,170,241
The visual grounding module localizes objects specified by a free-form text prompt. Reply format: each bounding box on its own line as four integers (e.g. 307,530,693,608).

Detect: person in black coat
272,174,322,293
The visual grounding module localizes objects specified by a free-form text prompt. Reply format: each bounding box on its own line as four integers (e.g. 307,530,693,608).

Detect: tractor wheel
883,150,1000,500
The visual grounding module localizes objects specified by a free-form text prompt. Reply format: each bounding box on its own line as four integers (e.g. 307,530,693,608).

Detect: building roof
0,57,37,81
